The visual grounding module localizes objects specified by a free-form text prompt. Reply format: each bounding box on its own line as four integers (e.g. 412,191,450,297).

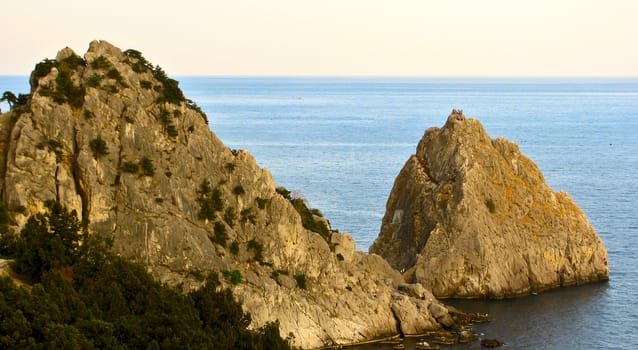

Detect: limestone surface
0,41,456,348
370,111,609,298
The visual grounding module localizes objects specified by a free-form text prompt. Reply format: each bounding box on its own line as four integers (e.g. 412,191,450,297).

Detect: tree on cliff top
1,91,17,109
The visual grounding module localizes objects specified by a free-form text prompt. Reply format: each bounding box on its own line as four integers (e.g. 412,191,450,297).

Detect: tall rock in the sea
370,110,609,298
0,41,459,348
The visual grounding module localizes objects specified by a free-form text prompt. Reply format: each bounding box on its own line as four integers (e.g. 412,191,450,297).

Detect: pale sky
1,0,637,76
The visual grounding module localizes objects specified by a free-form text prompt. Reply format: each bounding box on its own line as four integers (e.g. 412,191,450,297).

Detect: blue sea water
1,76,637,349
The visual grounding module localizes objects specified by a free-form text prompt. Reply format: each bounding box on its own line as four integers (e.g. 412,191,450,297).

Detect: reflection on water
351,282,612,350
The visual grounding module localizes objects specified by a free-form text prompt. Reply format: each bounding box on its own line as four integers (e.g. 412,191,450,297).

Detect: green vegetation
159,108,179,137
123,49,153,74
278,187,332,243
0,201,290,349
223,207,236,227
336,253,344,261
255,197,268,210
240,208,256,225
486,198,496,213
229,240,239,255
85,73,103,88
153,65,185,105
121,161,140,173
222,269,242,285
294,273,307,290
233,185,245,195
89,55,112,70
197,180,224,221
37,139,65,162
247,239,264,262
88,136,109,159
166,124,179,137
213,221,228,246
139,80,152,89
190,268,205,281
55,55,86,109
106,68,126,87
140,157,155,176
1,91,30,122
225,162,236,172
1,91,17,109
29,55,86,109
186,98,209,124
30,58,57,90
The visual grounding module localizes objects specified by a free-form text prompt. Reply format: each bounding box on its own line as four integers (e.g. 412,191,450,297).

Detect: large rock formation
370,111,609,298
0,41,457,348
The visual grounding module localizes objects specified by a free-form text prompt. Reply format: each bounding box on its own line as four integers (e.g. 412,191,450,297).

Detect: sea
1,76,637,349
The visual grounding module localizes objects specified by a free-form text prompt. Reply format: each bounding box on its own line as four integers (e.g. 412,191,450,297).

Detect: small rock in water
458,330,477,344
480,338,503,348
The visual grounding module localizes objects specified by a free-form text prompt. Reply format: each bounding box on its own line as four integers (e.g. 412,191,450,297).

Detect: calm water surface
1,76,637,349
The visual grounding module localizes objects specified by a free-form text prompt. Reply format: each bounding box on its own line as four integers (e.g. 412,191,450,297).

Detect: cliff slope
370,111,609,298
0,41,457,348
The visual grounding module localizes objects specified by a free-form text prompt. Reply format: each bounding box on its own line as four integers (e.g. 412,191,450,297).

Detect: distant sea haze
1,76,637,349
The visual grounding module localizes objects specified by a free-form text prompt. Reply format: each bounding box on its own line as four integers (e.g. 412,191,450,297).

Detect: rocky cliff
370,111,609,298
0,41,459,348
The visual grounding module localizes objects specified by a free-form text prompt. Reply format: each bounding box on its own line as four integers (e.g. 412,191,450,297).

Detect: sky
1,0,637,77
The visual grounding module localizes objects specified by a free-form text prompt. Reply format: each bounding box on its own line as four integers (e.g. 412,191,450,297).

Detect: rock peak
371,113,609,298
447,108,465,122
0,41,461,348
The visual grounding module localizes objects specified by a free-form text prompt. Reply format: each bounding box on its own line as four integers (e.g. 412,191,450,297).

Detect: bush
186,99,208,124
121,161,139,173
247,239,263,262
225,162,236,172
52,66,85,109
30,58,57,89
291,198,331,242
222,269,242,285
85,74,103,88
139,80,152,89
213,221,228,246
90,55,112,70
229,240,239,255
223,207,236,227
240,208,256,225
197,181,224,220
89,136,109,159
486,199,496,213
0,201,291,349
190,269,205,281
336,253,344,261
140,157,154,176
166,124,178,137
233,185,245,195
106,68,126,87
12,200,81,282
276,186,292,200
152,65,185,105
124,49,152,73
255,197,268,210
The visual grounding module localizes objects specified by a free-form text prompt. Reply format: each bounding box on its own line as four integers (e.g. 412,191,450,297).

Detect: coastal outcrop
370,110,609,298
0,41,458,348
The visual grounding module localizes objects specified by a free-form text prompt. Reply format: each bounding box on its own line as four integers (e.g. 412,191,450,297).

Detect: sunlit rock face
0,40,458,348
370,111,609,298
